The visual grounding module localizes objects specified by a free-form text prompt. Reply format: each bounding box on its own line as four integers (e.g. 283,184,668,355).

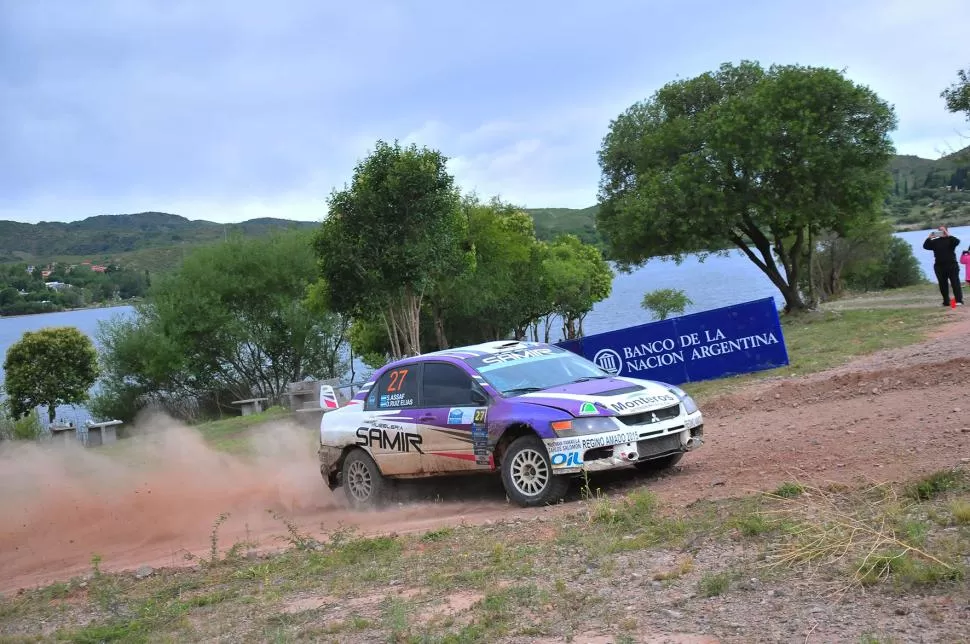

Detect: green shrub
0,403,42,441
641,288,692,321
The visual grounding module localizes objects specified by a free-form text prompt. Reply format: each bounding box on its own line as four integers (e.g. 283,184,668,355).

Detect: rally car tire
634,452,684,473
501,435,570,507
342,448,387,509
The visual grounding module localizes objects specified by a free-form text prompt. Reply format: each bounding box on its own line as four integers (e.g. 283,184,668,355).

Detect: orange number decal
386,368,409,393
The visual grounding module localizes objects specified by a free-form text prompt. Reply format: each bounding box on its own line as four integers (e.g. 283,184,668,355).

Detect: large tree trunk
432,305,449,351
730,224,807,313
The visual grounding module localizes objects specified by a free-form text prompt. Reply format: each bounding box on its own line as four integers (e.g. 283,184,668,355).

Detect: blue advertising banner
556,297,789,385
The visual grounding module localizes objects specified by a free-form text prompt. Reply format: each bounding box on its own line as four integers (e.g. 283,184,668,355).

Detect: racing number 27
386,368,409,393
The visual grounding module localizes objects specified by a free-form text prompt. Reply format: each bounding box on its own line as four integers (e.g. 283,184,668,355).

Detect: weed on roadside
905,469,968,501
698,571,731,597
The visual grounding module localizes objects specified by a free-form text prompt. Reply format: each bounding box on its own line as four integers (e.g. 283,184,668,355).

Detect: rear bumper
318,445,343,490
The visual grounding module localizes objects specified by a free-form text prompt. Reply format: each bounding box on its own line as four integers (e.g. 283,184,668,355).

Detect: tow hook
613,442,639,461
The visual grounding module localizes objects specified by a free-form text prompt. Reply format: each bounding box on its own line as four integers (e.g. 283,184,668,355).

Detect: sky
1,0,967,225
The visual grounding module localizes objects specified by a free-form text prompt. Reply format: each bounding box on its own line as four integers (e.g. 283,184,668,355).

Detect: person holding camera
923,226,963,307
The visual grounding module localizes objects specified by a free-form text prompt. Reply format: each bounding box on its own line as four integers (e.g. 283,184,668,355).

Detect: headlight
666,384,698,415
680,394,699,415
550,416,617,436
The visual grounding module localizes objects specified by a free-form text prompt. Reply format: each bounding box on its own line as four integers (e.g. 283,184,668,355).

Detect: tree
313,140,468,358
542,235,614,339
434,195,555,345
942,67,970,120
94,231,348,421
641,288,693,321
2,326,99,424
597,61,897,313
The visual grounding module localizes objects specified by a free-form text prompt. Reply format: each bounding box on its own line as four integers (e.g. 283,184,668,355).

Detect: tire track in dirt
2,312,969,595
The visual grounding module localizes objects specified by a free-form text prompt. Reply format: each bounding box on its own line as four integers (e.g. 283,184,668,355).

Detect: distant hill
0,212,319,272
886,145,970,229
524,205,602,246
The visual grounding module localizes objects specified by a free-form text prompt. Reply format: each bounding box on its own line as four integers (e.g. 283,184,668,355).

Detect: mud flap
318,445,342,490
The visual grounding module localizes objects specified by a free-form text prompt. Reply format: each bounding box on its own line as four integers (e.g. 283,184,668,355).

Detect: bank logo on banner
593,348,623,375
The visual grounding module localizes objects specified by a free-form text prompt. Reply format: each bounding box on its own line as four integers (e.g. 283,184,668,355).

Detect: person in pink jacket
962,249,970,285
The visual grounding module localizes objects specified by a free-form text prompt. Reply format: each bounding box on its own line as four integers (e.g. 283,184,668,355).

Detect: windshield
465,346,609,396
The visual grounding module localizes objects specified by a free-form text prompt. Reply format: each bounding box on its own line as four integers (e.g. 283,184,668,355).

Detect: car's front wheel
341,448,387,509
500,435,570,507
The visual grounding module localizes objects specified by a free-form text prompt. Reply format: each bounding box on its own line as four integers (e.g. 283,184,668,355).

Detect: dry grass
761,469,969,599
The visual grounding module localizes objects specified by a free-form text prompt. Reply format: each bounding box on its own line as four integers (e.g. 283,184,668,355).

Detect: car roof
386,340,557,369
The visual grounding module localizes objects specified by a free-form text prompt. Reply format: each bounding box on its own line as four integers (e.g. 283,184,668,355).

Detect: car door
360,362,425,475
418,361,491,472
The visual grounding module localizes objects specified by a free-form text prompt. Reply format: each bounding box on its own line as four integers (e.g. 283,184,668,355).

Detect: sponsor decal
380,392,414,408
551,450,583,468
593,348,622,375
609,394,678,413
685,415,703,430
448,408,466,425
470,407,490,465
356,426,424,454
579,401,598,415
548,429,640,453
480,347,555,366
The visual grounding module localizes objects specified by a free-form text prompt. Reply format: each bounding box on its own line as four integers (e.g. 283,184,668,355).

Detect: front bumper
544,410,704,474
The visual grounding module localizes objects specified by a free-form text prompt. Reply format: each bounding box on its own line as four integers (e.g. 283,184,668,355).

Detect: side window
422,362,477,407
365,364,420,410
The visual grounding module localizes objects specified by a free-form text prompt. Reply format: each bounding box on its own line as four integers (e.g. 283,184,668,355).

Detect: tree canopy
313,140,468,357
942,67,970,121
596,60,897,312
2,326,99,423
92,231,347,422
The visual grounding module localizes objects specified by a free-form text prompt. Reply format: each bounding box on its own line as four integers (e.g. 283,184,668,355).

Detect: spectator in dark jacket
923,226,963,307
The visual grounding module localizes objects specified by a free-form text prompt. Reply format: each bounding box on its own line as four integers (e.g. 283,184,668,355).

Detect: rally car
318,340,704,508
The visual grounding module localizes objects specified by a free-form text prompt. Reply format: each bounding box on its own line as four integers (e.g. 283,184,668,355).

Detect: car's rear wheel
500,435,570,507
342,449,387,509
634,452,684,473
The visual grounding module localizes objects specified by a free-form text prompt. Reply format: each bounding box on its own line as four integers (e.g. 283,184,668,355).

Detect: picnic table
230,397,269,416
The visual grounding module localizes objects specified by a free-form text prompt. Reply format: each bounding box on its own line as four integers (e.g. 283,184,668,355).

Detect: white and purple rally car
319,340,705,508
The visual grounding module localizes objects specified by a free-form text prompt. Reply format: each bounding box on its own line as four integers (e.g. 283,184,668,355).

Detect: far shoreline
0,302,138,321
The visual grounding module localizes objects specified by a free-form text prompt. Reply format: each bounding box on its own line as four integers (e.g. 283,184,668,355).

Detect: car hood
514,376,682,417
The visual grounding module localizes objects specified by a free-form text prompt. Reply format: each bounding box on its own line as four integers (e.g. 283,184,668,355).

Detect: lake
2,225,966,425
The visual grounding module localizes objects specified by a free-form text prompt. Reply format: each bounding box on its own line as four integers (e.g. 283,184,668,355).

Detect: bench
230,397,269,416
85,420,123,447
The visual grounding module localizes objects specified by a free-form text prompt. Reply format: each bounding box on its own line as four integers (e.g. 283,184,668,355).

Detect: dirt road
2,312,969,596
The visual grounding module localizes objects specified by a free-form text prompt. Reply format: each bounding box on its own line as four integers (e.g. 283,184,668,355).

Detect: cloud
1,0,967,224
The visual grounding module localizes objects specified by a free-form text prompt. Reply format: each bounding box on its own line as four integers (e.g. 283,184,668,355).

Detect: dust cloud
0,414,339,592
0,413,518,594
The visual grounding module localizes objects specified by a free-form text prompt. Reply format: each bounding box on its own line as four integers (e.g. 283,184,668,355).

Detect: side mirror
470,388,487,405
